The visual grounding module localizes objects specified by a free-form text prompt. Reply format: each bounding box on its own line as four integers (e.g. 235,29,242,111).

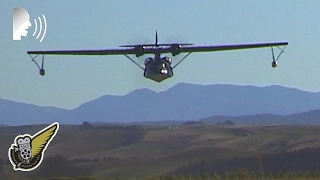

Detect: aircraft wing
178,42,288,53
27,48,138,55
27,42,288,56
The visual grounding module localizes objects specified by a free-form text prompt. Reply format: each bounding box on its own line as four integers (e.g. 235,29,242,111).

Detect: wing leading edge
27,42,288,56
179,42,288,53
27,48,136,55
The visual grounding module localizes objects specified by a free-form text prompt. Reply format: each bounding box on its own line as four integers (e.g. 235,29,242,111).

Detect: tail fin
118,31,194,47
155,31,159,47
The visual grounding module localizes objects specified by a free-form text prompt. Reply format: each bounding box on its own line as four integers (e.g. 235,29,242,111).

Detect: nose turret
144,61,173,82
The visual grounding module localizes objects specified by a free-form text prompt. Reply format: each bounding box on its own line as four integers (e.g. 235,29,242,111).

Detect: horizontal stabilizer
119,43,194,47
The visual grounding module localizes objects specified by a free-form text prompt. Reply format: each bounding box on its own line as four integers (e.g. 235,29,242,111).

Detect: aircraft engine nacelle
144,57,153,66
272,61,277,68
162,57,172,65
134,45,145,57
170,44,181,56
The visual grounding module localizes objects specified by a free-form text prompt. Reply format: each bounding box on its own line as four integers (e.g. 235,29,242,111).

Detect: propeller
126,35,152,46
124,35,152,63
164,35,191,45
164,35,192,61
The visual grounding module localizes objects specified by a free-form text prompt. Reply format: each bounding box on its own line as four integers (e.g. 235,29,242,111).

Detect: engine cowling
170,44,181,56
162,57,172,65
134,45,145,57
144,57,153,66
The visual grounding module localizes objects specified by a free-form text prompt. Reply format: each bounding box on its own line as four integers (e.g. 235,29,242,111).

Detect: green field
1,123,320,179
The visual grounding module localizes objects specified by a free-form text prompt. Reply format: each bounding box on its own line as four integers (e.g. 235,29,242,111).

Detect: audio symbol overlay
33,15,47,42
13,7,47,42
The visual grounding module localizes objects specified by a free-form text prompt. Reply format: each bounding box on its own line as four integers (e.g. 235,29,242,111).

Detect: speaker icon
13,7,47,42
32,15,47,42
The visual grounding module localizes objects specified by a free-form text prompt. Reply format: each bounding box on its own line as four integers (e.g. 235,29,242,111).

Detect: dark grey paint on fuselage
144,56,173,83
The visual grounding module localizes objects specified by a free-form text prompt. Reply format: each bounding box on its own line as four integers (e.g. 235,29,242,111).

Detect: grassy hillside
1,123,320,179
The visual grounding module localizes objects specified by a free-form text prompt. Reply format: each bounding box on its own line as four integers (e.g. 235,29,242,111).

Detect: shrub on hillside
79,121,93,130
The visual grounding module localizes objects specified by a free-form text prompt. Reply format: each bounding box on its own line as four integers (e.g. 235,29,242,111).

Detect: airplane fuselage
143,54,173,83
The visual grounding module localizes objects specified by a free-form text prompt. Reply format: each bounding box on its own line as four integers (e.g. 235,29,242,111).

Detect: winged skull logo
8,122,59,171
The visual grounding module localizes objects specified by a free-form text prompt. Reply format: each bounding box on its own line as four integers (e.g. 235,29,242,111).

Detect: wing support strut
271,45,286,68
124,54,144,70
172,52,192,69
29,54,45,76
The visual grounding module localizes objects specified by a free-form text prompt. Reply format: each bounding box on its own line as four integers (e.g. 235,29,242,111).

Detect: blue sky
1,1,319,109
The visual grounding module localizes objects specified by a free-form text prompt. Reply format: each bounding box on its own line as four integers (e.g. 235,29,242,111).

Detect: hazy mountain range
201,109,320,125
1,83,320,126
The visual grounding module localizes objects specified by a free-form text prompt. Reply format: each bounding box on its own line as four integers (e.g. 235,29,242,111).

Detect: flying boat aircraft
27,31,288,83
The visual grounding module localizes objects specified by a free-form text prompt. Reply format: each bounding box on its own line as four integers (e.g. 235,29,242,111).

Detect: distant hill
62,83,320,124
201,109,320,125
2,83,320,125
0,98,67,126
93,120,188,126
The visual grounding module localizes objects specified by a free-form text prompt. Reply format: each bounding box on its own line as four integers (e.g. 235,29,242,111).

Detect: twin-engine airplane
27,31,288,83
